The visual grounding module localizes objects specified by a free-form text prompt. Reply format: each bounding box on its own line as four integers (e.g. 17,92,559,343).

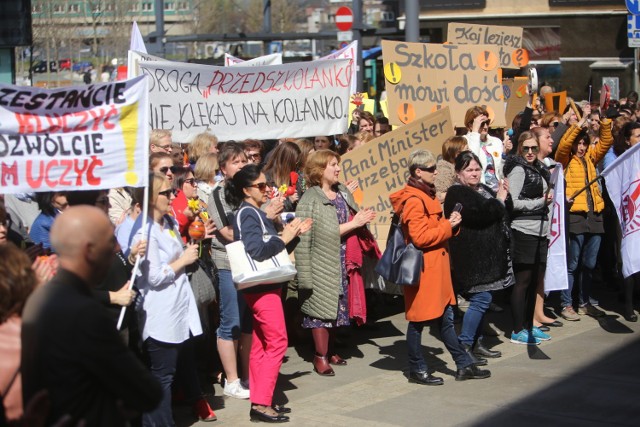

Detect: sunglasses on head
158,188,175,198
417,165,437,173
247,182,269,192
522,146,539,153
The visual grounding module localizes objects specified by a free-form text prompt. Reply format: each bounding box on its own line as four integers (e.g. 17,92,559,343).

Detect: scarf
407,176,436,199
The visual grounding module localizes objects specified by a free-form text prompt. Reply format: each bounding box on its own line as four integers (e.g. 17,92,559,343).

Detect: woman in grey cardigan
295,150,376,376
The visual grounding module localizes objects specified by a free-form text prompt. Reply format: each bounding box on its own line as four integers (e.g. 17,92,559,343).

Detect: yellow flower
278,184,288,195
187,199,201,212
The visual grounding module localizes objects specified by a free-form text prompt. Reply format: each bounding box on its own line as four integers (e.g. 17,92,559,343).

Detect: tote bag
227,206,297,290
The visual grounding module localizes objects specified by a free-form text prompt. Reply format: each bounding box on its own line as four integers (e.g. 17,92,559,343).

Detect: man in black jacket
21,205,162,427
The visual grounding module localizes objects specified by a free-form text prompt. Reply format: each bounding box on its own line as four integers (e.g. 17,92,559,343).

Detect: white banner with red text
0,76,149,194
138,59,352,141
602,143,640,278
545,164,568,292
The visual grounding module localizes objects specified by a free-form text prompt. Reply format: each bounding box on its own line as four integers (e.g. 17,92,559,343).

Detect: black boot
463,344,487,366
455,364,491,381
473,339,502,358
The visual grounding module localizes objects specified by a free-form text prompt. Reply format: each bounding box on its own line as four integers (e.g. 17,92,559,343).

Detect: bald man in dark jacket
21,206,161,427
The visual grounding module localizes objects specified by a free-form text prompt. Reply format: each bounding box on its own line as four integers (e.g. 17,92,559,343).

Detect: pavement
175,288,640,427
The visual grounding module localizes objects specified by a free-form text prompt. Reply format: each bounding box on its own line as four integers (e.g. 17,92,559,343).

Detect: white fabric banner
129,22,147,54
545,164,569,292
602,143,640,278
224,53,283,67
319,41,358,94
139,59,352,141
0,76,149,194
127,50,166,79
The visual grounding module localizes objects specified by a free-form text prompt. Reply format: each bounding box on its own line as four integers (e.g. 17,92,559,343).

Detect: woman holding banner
133,173,216,424
504,131,554,345
295,150,376,376
554,114,613,320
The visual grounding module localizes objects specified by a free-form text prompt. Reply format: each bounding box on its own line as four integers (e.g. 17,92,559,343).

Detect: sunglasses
159,166,174,175
184,178,196,186
417,165,437,173
522,146,539,153
158,188,175,198
247,182,269,192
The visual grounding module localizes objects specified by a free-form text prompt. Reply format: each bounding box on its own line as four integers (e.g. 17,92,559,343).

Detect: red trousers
243,288,288,406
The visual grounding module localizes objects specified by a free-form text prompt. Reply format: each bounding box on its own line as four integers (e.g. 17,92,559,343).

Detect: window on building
142,2,153,11
164,2,175,11
53,3,64,13
131,3,140,11
68,3,80,13
32,4,42,13
177,1,189,11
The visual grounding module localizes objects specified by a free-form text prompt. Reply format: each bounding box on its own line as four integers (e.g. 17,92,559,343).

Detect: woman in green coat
295,150,376,376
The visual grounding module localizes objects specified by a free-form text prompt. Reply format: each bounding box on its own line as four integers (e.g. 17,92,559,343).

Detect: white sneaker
223,378,250,399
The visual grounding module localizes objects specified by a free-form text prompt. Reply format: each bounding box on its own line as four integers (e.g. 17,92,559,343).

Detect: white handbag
227,206,297,290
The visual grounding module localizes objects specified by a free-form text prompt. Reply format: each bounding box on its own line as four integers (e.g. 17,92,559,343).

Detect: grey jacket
294,184,358,320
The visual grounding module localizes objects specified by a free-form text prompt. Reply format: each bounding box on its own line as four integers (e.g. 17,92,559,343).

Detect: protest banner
381,40,505,129
127,50,166,79
138,59,352,141
545,164,568,292
504,77,530,128
340,107,453,246
602,143,640,278
319,40,358,94
545,91,567,114
0,76,149,194
224,52,283,67
447,23,528,69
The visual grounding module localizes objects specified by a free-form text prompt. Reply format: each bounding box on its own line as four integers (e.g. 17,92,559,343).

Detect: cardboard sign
545,91,567,114
504,77,530,128
224,53,283,67
340,107,453,243
447,23,527,69
381,40,505,129
139,59,352,141
0,77,149,193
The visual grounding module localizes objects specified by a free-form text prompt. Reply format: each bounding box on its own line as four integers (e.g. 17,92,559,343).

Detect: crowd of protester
2,85,640,426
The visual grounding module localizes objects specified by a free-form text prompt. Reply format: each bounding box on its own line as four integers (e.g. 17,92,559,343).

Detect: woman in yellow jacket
554,107,613,320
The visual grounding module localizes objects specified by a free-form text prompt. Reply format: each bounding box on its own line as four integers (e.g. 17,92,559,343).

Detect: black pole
154,0,165,55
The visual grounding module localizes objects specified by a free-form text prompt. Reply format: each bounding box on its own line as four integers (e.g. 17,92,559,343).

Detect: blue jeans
560,233,602,308
406,306,473,373
217,269,252,340
458,291,492,345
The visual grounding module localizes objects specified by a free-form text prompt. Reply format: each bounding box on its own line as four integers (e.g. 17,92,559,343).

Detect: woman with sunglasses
170,166,215,243
295,150,376,376
149,152,175,184
390,149,490,385
462,106,504,192
133,173,216,424
503,132,554,345
225,164,311,423
554,112,613,321
444,151,513,360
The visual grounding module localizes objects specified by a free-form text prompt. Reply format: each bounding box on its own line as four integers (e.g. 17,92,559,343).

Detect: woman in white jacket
462,106,505,192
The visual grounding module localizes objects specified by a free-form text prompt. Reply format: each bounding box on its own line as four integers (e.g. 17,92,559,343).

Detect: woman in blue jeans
444,152,514,363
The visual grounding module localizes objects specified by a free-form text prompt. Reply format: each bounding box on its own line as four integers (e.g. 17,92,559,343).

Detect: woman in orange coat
389,149,491,386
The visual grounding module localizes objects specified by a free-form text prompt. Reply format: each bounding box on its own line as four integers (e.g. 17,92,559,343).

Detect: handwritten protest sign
340,107,453,244
447,23,528,69
504,77,530,128
0,76,149,194
381,40,505,129
127,50,165,79
139,59,352,141
224,53,283,67
319,41,358,94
